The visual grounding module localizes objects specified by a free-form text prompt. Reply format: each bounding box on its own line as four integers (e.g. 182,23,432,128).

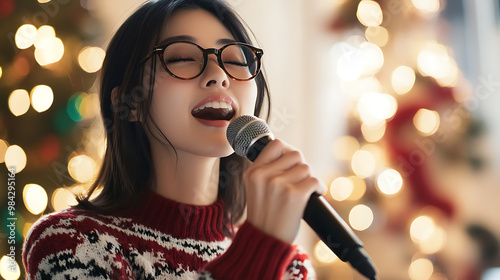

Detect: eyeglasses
140,41,264,81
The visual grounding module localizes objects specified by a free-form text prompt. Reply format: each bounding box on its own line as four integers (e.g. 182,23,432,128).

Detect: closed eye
166,56,197,63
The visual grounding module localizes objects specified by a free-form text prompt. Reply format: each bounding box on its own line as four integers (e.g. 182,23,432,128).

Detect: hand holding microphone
227,115,378,280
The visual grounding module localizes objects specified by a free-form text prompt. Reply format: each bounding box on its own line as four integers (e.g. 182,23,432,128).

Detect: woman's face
145,9,258,158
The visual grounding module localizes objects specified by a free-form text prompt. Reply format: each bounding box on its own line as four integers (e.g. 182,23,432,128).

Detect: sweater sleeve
22,210,133,279
199,221,316,280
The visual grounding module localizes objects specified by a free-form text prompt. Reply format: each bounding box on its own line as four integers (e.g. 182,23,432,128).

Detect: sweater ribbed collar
118,190,227,242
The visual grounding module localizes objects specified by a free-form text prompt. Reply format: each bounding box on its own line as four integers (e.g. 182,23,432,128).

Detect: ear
111,87,139,122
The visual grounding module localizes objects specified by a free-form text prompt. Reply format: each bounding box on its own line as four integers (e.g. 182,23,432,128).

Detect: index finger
252,139,297,165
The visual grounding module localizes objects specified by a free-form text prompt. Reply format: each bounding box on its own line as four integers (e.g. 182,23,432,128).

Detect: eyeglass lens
162,42,258,80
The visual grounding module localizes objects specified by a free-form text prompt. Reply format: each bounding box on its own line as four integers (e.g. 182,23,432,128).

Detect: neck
151,145,220,206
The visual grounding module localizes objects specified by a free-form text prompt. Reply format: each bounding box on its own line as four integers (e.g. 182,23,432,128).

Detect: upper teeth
194,101,233,111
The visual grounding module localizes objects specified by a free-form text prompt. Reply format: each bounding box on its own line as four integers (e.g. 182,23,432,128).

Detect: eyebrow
157,35,238,46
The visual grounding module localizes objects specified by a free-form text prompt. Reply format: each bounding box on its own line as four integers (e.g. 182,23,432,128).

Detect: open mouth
191,101,235,121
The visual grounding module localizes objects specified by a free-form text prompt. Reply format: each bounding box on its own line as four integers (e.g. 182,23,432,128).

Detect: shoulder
23,208,91,260
23,207,136,279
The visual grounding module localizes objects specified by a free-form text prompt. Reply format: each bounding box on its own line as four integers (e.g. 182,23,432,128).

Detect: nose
200,56,229,88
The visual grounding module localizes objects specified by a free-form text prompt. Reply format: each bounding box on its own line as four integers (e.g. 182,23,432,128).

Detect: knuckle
289,150,302,160
309,177,321,186
269,176,284,188
245,167,264,184
300,163,311,173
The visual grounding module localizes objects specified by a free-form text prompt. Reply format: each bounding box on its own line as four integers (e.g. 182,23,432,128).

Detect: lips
191,96,236,121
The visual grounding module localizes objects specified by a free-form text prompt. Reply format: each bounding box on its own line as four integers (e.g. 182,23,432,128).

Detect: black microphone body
228,116,378,280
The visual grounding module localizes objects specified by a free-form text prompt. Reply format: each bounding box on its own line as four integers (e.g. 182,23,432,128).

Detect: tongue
192,107,235,121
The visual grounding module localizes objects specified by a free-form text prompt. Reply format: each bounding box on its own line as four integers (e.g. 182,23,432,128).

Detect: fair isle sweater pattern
23,191,315,279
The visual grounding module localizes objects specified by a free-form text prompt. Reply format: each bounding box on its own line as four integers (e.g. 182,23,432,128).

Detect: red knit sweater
23,190,315,279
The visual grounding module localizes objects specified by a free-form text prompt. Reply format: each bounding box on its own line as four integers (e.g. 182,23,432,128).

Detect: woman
23,0,326,279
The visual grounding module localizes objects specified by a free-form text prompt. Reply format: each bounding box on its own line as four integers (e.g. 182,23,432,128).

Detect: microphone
227,115,378,280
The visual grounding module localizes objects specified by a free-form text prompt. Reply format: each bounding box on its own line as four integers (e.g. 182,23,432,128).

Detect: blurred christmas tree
311,0,498,279
0,1,103,278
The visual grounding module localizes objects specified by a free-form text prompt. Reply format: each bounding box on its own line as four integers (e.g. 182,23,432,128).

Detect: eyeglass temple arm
139,48,162,64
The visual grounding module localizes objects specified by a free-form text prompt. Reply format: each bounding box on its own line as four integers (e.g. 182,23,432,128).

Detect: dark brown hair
77,0,271,236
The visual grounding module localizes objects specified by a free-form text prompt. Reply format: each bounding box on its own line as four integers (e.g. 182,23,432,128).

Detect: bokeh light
0,255,20,280
361,121,386,142
8,89,30,117
332,135,360,161
34,25,56,49
51,187,78,212
351,150,376,178
79,93,100,119
392,66,416,94
419,226,446,254
417,42,459,87
347,176,367,201
335,42,364,82
23,222,34,239
413,109,440,136
78,46,106,73
359,42,384,76
365,26,389,47
409,257,434,280
0,140,8,163
31,85,54,113
67,93,84,122
0,66,2,79
34,37,65,66
361,144,387,167
376,168,403,195
23,183,48,215
68,155,96,183
357,92,397,125
15,24,37,49
5,145,27,173
330,177,354,201
314,240,338,264
357,0,383,27
411,0,440,14
410,216,435,243
349,204,374,231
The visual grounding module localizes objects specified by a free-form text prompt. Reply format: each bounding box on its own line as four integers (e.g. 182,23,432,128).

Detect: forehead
161,9,235,46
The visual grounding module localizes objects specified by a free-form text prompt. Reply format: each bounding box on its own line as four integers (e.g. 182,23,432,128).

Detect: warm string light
4,6,104,280
0,140,8,164
323,1,458,278
51,188,78,212
0,255,21,280
67,154,96,183
357,0,383,27
31,85,54,113
5,145,27,173
349,204,374,231
417,41,459,87
392,66,416,95
8,90,30,117
314,240,338,265
409,257,434,280
78,46,106,73
23,184,48,215
413,109,440,136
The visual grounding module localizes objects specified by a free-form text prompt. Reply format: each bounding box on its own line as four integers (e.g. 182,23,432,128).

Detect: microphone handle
246,135,377,280
304,193,377,279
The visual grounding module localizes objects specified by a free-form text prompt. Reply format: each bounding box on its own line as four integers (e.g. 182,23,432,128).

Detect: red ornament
0,0,15,19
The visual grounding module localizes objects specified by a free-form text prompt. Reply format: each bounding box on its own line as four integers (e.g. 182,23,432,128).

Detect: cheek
236,81,259,116
148,78,192,133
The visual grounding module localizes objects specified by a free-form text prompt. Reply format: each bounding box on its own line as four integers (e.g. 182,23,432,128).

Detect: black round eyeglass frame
139,41,264,81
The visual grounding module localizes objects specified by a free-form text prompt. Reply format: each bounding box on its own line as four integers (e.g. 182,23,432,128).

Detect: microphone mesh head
227,115,272,157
